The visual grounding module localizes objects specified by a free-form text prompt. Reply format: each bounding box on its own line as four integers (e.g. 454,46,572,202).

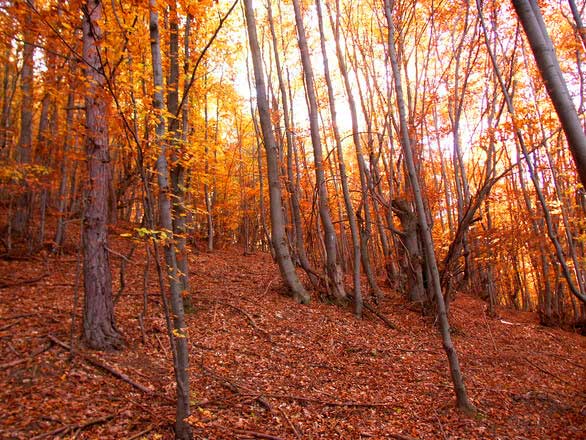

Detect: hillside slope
0,233,584,439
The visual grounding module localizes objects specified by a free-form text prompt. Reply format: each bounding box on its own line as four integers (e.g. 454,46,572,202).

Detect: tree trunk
266,0,317,287
81,0,122,351
243,0,310,304
168,3,191,308
512,0,586,188
149,3,193,438
292,0,346,302
315,0,362,316
384,0,475,413
479,0,586,304
12,4,35,237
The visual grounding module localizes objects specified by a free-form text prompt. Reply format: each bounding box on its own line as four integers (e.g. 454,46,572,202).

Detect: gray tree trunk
291,0,346,302
12,4,35,236
266,0,317,286
384,0,475,413
315,0,362,316
149,3,193,438
167,3,191,308
512,0,586,188
243,0,310,304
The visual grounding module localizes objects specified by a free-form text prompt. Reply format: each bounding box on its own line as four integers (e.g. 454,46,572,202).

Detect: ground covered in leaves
1,229,585,439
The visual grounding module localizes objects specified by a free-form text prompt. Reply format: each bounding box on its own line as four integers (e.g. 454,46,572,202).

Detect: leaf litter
0,232,584,439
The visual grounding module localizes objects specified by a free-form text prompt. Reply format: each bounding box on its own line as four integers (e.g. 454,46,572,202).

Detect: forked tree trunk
81,0,122,351
384,0,475,413
149,3,192,439
243,0,310,304
266,0,317,286
327,0,382,299
291,0,346,302
315,0,362,316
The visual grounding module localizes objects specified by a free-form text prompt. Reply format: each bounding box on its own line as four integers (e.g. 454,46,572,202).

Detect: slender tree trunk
384,0,475,413
266,0,317,286
12,4,35,237
512,0,586,188
292,0,346,302
53,88,75,252
479,0,586,304
243,0,310,304
315,0,362,316
168,3,191,307
81,0,122,351
149,3,193,438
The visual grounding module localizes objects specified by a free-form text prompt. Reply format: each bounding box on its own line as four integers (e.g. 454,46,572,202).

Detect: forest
0,0,585,438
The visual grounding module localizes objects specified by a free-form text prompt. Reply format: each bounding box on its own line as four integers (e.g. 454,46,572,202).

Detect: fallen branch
0,273,48,289
262,392,400,408
201,361,398,409
363,301,398,330
0,341,54,370
200,362,272,412
524,356,584,394
1,313,37,320
30,412,117,440
234,429,284,440
48,334,152,394
0,319,21,332
197,299,271,339
126,426,155,440
389,434,420,440
277,405,302,439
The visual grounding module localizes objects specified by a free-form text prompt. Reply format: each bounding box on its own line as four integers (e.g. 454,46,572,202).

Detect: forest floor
0,226,585,440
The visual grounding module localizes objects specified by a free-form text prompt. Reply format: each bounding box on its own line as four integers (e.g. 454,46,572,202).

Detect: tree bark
12,4,35,237
315,0,362,316
167,2,191,308
292,0,346,302
149,3,193,438
81,0,122,351
266,0,317,287
512,0,586,188
243,0,310,304
384,0,475,413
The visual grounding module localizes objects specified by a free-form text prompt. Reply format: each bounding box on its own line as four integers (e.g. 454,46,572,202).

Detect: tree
512,0,586,189
81,0,122,351
291,0,346,302
149,1,192,438
384,0,475,413
243,0,310,305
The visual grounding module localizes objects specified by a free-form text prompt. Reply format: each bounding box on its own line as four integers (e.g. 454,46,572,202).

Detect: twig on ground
388,434,420,440
262,392,400,408
126,426,155,440
0,319,22,332
48,334,153,394
30,412,117,440
362,301,399,330
200,361,272,411
197,299,271,339
234,429,284,440
0,273,48,289
523,356,583,393
0,341,54,369
106,246,134,262
1,313,37,320
278,405,302,439
263,277,278,296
